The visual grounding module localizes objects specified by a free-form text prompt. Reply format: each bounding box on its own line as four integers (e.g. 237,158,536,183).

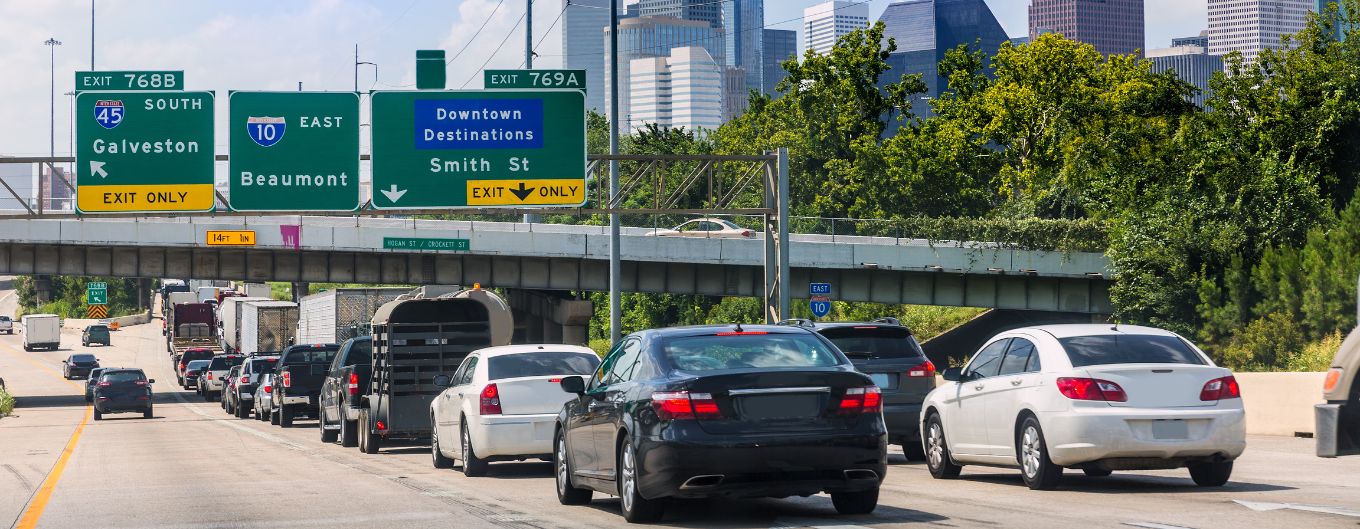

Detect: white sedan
649,218,755,238
921,324,1246,490
430,344,600,476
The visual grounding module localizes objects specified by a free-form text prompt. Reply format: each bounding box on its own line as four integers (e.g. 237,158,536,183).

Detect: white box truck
296,288,410,344
238,300,299,356
238,283,270,299
196,286,220,304
220,296,270,353
22,314,61,351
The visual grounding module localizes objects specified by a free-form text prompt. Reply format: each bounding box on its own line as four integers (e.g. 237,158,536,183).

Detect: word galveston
414,98,544,150
92,138,200,154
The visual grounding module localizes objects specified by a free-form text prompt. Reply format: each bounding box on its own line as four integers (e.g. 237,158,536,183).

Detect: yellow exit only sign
206,230,256,246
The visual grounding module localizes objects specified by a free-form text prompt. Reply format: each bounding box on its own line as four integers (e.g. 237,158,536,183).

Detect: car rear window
186,360,211,370
487,352,599,380
209,356,245,369
816,326,925,360
284,346,340,364
102,371,145,383
88,325,109,332
1058,334,1206,367
250,358,278,374
71,354,97,362
345,340,372,366
660,333,843,372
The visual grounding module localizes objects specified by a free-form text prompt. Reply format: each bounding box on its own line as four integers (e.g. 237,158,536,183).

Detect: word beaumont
240,171,351,188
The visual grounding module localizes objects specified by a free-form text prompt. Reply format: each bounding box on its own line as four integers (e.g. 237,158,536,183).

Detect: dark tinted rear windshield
102,371,145,383
186,360,211,370
1059,334,1206,367
249,358,278,374
817,326,924,359
209,356,245,369
660,333,843,372
284,346,340,364
71,354,97,362
488,352,599,380
87,325,109,332
344,340,372,366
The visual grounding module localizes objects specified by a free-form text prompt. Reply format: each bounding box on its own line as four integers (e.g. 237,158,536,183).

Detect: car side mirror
942,367,964,382
148,379,155,384
559,376,585,395
433,374,451,388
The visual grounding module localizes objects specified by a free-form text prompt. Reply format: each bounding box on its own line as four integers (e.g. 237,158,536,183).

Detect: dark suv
785,318,936,459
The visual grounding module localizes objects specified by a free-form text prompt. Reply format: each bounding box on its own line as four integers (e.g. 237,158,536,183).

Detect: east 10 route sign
228,91,360,211
369,90,586,209
75,91,215,213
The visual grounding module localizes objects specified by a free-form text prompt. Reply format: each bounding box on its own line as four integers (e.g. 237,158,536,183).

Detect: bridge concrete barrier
1236,372,1327,436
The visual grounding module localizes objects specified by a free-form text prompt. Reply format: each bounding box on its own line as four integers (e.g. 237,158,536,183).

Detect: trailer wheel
360,408,382,454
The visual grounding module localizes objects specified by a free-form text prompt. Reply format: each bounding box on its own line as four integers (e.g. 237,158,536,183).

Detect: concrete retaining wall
1237,372,1326,436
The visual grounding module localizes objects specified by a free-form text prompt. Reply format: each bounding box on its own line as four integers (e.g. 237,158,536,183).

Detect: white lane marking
1124,523,1197,529
772,518,875,529
101,511,450,529
1234,500,1360,518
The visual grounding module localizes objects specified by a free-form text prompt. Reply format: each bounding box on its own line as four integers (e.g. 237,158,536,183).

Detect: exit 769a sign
370,90,585,209
76,91,215,213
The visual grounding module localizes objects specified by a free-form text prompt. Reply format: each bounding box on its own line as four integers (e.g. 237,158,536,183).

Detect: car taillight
838,386,883,414
239,376,249,385
1324,368,1343,393
741,230,752,237
906,360,936,378
262,385,272,394
282,371,291,388
178,362,187,371
480,384,503,415
347,372,359,396
1056,377,1127,402
375,420,386,432
97,382,110,387
134,380,147,386
1200,376,1241,401
651,391,721,420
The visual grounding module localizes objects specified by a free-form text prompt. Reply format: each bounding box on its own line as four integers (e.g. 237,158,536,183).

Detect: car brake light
1324,368,1343,393
480,384,503,415
375,420,386,432
239,376,249,385
651,391,721,420
262,385,271,393
347,372,360,396
282,371,291,388
97,381,111,387
1200,376,1241,401
906,360,936,378
838,386,883,414
715,331,768,336
549,378,562,383
1056,377,1127,402
134,380,147,386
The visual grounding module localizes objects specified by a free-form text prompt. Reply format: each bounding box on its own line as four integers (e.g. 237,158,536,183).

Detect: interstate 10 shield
246,116,286,147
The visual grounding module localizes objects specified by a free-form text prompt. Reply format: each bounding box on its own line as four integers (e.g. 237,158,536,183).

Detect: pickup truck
0,315,13,334
1319,312,1360,457
319,336,373,447
270,343,340,427
229,354,279,419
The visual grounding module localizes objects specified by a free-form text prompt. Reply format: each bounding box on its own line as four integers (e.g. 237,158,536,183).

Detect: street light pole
45,37,62,214
608,0,621,342
90,0,95,69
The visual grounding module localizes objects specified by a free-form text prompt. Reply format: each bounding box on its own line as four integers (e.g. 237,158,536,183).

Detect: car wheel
618,437,664,523
431,420,454,469
359,409,382,454
236,400,250,419
341,418,359,447
1018,416,1062,490
924,413,962,479
143,406,153,419
1083,468,1113,477
830,488,879,515
902,439,926,461
270,408,280,425
279,405,295,427
555,429,592,505
1188,461,1232,487
93,410,102,421
461,421,489,477
320,408,339,443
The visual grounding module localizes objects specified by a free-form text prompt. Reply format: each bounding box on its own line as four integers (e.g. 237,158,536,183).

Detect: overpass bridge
0,215,1114,314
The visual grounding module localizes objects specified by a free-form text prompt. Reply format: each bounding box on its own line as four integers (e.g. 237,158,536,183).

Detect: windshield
1058,334,1207,367
817,326,924,360
487,352,599,380
659,333,843,372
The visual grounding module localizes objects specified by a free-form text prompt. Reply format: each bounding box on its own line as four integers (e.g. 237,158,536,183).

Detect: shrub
0,387,14,418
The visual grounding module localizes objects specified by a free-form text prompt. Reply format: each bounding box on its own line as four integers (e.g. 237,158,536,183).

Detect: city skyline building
723,0,764,101
637,0,721,27
630,46,724,132
804,1,870,55
1148,31,1224,107
878,0,1009,120
560,0,615,112
1029,0,1145,56
1208,0,1315,64
762,28,798,94
605,15,725,131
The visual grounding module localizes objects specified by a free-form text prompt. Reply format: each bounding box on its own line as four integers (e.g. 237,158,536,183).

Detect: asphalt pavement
2,301,1359,529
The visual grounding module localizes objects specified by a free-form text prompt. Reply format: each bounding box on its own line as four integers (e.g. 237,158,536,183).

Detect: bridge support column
291,282,309,303
32,275,52,303
505,289,593,346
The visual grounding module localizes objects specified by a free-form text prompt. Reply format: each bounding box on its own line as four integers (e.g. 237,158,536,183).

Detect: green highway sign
75,71,183,91
86,282,107,305
228,91,360,211
382,237,470,251
370,90,586,210
484,69,587,91
75,91,216,213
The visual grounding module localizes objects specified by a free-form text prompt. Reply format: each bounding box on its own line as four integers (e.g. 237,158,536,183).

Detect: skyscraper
637,0,721,26
630,46,723,132
605,16,725,131
878,0,1009,119
1148,31,1224,107
804,1,870,55
762,28,798,94
723,0,764,103
1029,0,1145,56
561,0,614,112
1208,0,1315,64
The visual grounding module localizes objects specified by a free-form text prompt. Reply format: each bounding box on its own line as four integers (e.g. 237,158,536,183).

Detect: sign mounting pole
609,0,621,343
523,0,539,224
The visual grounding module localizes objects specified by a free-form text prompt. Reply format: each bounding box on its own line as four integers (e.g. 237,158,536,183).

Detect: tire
279,405,295,427
1188,461,1232,487
830,488,879,515
924,413,962,479
321,408,339,443
902,439,926,461
1018,416,1062,490
617,437,664,523
270,408,281,425
143,406,153,419
341,418,359,448
431,420,454,469
461,421,489,477
236,399,250,419
93,410,102,421
359,409,382,454
1083,468,1113,477
555,429,592,505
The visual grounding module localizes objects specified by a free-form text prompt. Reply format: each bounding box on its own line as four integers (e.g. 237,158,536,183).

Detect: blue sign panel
413,98,544,150
810,283,832,296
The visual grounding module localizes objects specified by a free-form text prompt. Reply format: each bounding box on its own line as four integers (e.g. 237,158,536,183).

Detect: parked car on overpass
648,218,754,239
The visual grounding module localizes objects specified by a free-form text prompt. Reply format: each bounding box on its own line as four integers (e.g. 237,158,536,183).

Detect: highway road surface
2,298,1359,528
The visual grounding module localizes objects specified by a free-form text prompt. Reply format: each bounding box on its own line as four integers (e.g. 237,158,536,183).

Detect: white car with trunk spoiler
921,324,1246,490
430,344,601,476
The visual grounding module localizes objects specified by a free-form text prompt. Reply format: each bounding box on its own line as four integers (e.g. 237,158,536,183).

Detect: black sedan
62,354,101,380
93,369,154,420
554,324,887,523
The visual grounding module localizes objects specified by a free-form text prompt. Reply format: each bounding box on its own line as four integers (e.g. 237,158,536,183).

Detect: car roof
810,321,912,332
472,344,598,358
636,324,815,339
1015,324,1179,340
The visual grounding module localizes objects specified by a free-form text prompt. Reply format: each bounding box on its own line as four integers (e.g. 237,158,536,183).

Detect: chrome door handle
1011,379,1023,386
973,384,984,390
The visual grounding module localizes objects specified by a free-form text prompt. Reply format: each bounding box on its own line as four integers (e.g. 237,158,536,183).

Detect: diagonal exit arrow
90,160,108,178
509,182,535,201
380,184,407,203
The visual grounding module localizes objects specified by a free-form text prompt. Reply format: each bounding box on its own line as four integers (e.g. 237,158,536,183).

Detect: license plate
738,394,821,421
870,373,893,389
1152,420,1188,440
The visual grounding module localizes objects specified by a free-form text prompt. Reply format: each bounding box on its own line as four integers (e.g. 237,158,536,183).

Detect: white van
22,314,61,351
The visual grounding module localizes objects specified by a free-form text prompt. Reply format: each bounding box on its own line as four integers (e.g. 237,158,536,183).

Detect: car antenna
734,322,744,333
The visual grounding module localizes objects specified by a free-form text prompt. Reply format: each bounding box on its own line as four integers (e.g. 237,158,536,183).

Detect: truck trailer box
21,314,61,351
296,288,410,344
220,296,270,353
238,300,299,356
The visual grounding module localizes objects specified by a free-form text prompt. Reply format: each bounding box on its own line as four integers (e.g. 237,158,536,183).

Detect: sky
0,0,1210,159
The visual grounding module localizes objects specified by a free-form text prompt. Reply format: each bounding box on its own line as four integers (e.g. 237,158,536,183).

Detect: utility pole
609,0,621,342
90,0,95,69
523,0,540,224
45,37,61,214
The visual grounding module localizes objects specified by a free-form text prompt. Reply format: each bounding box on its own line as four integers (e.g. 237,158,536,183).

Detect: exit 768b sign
75,91,215,213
